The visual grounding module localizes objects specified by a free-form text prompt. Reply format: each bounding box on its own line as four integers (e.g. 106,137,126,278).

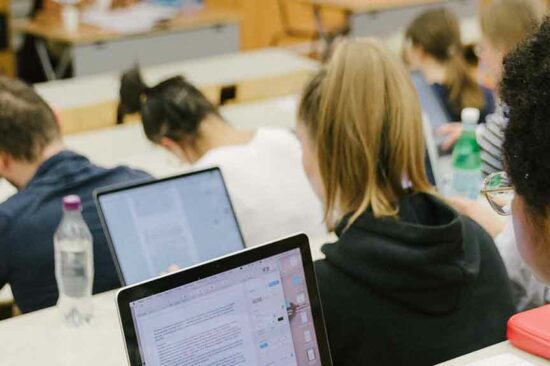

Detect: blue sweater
0,151,151,313
432,83,495,123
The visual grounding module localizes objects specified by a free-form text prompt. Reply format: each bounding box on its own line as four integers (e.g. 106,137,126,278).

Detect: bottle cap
461,108,480,125
63,195,82,211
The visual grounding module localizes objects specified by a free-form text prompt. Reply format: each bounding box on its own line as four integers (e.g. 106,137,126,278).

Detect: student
454,19,550,307
0,77,150,313
476,0,543,176
296,39,515,365
501,18,550,285
405,8,495,128
438,0,542,167
118,67,325,247
448,1,546,311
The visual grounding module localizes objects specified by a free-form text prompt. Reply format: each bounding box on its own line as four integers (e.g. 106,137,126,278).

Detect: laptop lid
410,70,448,191
410,70,452,135
95,168,245,286
117,234,332,366
422,115,443,192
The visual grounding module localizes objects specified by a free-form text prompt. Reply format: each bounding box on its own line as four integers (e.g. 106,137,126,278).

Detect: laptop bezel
93,167,246,286
116,233,333,366
410,70,451,192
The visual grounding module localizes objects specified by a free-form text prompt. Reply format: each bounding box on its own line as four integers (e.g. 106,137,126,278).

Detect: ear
51,107,64,132
0,151,11,172
159,137,178,152
159,137,188,163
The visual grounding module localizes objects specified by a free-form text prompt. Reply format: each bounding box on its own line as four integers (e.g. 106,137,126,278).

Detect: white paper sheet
465,353,535,366
81,3,176,34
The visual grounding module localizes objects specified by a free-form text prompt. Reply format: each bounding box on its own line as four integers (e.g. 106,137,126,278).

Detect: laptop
410,70,452,135
95,168,245,285
117,234,333,366
410,70,449,191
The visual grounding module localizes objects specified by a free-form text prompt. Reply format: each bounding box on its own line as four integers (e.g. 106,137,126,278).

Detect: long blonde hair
480,0,543,53
299,39,433,229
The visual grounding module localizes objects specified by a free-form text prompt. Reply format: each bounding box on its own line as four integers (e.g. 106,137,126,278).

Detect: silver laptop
411,70,451,191
117,234,333,366
95,168,245,285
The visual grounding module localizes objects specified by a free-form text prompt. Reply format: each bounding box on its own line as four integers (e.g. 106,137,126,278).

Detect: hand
447,196,506,238
437,123,462,152
286,302,298,321
160,264,181,276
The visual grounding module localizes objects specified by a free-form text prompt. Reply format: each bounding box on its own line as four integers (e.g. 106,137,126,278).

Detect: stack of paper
81,3,177,34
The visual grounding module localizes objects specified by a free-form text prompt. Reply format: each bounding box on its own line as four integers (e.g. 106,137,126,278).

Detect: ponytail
118,66,220,142
445,50,485,115
405,8,486,116
118,66,148,123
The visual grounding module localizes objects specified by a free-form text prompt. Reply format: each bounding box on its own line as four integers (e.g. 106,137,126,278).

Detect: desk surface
304,0,444,12
0,95,299,204
438,341,550,365
13,7,240,45
34,48,317,110
0,231,335,366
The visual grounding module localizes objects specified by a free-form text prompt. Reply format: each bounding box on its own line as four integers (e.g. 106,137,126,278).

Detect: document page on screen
99,170,244,284
128,185,198,277
129,249,322,366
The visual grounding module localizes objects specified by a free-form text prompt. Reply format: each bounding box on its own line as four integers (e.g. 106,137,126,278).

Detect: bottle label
59,251,91,298
451,169,482,200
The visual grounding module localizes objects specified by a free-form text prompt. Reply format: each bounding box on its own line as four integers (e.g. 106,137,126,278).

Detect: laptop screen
97,169,244,285
129,247,322,366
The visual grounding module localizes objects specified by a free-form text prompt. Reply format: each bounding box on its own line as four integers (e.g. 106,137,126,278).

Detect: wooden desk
13,7,241,79
305,0,443,12
0,95,302,206
303,0,475,53
34,48,318,134
437,341,550,365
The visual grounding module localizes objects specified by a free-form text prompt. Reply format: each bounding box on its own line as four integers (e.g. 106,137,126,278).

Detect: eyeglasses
480,172,514,216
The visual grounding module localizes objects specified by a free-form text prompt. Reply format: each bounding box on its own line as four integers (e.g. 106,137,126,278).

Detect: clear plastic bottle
54,195,94,326
451,108,482,200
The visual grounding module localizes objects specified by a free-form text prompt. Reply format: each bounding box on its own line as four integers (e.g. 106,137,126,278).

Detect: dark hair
0,76,60,162
405,8,485,114
502,18,550,217
118,66,220,143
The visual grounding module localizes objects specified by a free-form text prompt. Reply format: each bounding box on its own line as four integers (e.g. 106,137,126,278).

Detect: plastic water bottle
54,195,94,326
451,108,482,199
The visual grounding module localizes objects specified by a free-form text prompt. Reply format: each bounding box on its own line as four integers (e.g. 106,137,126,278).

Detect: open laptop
95,168,245,285
117,234,333,366
410,70,451,191
410,70,452,135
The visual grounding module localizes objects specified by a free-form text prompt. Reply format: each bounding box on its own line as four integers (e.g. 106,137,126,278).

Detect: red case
507,304,550,360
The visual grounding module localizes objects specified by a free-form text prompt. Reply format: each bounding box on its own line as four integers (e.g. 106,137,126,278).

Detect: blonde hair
406,8,485,115
480,0,543,53
299,39,433,229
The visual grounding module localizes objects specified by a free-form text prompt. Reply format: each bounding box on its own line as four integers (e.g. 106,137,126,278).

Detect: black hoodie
314,193,515,365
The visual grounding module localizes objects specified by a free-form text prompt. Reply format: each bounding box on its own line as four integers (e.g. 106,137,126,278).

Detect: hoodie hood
322,193,481,315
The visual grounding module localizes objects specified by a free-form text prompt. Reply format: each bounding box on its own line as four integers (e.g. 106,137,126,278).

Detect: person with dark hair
0,77,151,313
500,17,550,285
437,0,542,165
118,67,325,247
448,5,547,312
404,8,495,136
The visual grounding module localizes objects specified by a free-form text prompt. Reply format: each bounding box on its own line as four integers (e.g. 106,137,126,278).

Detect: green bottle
451,108,482,199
